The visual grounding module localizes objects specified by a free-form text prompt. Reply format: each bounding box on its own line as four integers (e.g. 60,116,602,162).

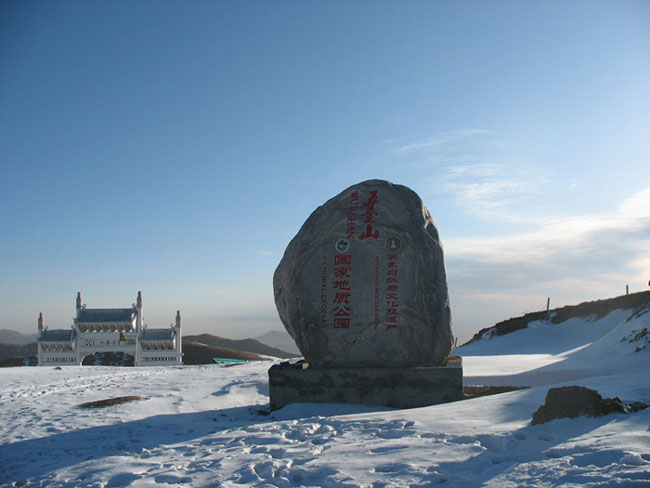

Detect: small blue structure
212,358,247,365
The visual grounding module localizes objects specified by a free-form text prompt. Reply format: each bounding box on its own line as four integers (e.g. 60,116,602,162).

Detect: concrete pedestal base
268,357,463,410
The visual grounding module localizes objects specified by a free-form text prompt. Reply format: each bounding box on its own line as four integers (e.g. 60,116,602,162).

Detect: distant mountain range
0,329,38,345
184,334,297,359
181,340,270,364
253,330,300,355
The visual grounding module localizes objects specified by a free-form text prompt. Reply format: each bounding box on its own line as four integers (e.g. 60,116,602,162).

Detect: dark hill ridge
465,290,650,346
0,342,37,362
80,341,271,366
181,340,267,365
0,355,37,367
184,334,296,359
0,329,38,345
0,341,268,367
0,332,298,366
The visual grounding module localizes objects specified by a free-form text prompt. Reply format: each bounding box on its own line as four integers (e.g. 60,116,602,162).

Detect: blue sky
1,1,649,343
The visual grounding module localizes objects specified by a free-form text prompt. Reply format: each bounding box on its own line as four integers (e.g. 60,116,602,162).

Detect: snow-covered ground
1,308,649,487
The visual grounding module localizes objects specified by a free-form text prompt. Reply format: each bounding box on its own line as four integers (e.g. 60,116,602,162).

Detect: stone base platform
268,357,463,411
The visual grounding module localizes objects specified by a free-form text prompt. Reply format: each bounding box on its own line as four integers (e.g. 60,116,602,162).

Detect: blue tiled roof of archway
76,308,135,323
140,328,175,341
40,329,75,342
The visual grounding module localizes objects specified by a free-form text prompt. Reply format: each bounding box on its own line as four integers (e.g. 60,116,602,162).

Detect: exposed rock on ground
531,386,626,425
463,385,528,400
78,396,148,409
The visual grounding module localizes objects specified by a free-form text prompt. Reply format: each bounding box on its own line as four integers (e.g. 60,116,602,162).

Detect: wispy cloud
396,130,548,221
398,129,490,153
433,162,550,222
396,130,551,221
254,250,276,256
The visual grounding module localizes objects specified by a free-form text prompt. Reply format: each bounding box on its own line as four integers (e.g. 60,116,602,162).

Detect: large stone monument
269,179,463,410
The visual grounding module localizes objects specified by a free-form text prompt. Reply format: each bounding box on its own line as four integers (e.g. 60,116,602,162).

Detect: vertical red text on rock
346,191,360,239
320,255,328,328
359,190,380,240
332,254,352,329
385,254,400,330
374,255,380,330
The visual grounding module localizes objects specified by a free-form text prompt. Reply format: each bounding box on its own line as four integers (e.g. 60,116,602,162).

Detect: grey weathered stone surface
268,357,463,410
273,179,453,367
531,386,626,425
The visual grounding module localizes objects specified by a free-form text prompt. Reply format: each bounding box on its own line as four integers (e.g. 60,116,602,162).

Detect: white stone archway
38,292,182,366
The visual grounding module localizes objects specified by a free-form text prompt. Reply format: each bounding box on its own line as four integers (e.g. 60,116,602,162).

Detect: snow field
0,308,649,487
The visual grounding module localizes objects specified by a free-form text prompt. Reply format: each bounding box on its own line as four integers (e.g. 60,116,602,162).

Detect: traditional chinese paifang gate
37,292,182,366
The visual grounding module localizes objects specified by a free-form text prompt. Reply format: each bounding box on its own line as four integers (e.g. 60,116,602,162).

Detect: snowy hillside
464,290,650,348
456,306,650,387
1,306,649,486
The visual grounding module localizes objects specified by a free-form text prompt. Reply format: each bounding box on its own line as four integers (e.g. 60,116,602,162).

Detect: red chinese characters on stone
332,292,351,304
359,190,380,240
346,191,360,239
385,254,399,330
334,318,351,328
332,254,352,328
320,255,328,329
333,306,351,316
360,224,379,240
334,267,351,279
361,190,379,223
374,255,380,331
333,280,350,290
335,255,351,266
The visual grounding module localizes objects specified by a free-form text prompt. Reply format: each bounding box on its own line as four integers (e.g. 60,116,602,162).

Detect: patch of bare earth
463,385,528,400
78,396,148,409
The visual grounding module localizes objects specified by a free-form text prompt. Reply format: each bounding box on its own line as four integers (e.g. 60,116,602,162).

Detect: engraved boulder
273,179,454,367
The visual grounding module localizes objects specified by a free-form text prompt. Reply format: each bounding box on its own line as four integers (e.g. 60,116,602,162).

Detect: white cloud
617,186,650,221
446,187,650,341
446,186,650,264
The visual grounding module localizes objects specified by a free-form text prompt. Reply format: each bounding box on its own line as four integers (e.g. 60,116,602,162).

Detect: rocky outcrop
531,386,626,425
